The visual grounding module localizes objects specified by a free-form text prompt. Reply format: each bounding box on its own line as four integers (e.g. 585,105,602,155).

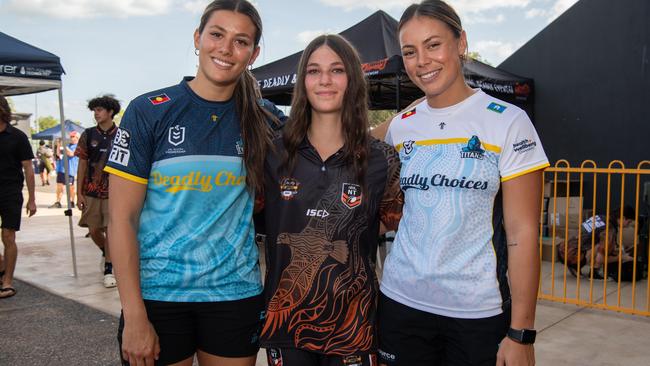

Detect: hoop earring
195,49,199,56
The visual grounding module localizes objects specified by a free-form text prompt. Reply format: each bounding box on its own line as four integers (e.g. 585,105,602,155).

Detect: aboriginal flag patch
148,94,170,105
401,108,416,119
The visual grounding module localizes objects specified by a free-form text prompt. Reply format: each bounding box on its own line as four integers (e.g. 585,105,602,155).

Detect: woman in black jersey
256,34,403,366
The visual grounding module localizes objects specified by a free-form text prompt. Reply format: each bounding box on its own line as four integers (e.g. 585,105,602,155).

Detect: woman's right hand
122,316,160,366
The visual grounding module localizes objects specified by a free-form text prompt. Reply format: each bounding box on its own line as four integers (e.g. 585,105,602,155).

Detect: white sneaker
103,273,117,288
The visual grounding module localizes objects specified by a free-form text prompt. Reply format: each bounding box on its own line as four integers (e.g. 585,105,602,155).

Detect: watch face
521,329,536,344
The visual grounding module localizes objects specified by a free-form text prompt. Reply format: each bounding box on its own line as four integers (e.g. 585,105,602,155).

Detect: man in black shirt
0,96,36,299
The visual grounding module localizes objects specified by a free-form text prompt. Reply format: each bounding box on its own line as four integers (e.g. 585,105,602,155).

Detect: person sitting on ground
558,205,635,280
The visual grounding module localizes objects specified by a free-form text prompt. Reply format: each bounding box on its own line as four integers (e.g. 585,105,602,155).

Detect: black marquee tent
253,11,535,118
0,31,79,276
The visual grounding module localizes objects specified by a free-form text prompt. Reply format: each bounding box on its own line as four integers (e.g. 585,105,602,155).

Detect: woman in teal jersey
106,1,274,365
377,1,549,366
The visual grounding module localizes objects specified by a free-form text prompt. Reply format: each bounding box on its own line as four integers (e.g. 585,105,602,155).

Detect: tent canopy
0,31,65,96
253,11,534,114
31,120,85,140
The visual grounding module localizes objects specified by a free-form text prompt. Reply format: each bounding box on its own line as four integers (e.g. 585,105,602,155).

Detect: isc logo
306,209,329,218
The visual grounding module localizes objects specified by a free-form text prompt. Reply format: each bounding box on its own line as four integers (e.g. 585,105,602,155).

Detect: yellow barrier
539,160,650,316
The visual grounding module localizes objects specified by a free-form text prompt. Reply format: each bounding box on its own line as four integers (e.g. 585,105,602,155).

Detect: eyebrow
306,61,345,68
207,25,253,39
401,35,442,49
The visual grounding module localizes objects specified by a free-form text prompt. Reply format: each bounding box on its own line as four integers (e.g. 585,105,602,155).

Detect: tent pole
57,87,78,277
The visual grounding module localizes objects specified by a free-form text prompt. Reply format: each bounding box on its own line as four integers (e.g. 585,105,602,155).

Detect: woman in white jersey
378,1,549,366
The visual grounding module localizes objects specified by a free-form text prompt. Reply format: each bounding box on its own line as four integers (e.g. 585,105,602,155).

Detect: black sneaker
49,202,62,208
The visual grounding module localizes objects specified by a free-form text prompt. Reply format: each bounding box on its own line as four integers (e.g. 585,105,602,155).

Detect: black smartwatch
507,328,536,344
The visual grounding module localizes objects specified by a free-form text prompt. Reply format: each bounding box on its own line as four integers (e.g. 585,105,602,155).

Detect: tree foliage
467,51,491,65
368,110,394,129
37,116,59,131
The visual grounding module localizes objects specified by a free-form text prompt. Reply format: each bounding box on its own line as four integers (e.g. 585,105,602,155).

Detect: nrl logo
168,125,185,146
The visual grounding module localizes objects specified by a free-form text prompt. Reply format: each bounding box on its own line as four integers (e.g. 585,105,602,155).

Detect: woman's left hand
496,337,535,366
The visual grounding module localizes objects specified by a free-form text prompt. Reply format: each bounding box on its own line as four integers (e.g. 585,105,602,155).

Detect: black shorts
56,172,75,185
118,294,265,365
266,348,377,366
0,195,23,231
377,293,510,366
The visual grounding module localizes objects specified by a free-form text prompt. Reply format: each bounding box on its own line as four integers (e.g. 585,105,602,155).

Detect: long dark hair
198,0,272,191
282,34,369,187
0,96,10,124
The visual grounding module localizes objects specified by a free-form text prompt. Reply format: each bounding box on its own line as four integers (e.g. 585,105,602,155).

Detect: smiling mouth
315,91,337,96
212,57,234,68
418,69,441,81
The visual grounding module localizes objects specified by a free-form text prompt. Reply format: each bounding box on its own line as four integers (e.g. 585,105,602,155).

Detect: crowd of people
6,0,638,365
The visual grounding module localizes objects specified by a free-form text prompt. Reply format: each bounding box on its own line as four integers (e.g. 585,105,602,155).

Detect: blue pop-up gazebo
31,120,85,140
0,31,79,276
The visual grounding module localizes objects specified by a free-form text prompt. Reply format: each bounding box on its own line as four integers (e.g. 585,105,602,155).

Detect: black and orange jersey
258,136,403,355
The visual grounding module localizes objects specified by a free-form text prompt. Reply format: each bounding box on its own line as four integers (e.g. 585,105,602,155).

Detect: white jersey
381,90,549,318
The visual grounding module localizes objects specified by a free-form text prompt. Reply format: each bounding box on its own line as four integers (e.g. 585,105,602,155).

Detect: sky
1,0,578,127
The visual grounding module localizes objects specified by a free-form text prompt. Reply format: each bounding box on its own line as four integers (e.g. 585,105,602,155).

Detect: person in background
0,95,37,299
75,95,121,288
50,132,80,208
36,140,53,186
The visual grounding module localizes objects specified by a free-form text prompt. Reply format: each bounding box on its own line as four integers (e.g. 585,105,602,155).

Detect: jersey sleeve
18,132,35,161
499,111,550,182
378,144,404,231
104,103,154,185
74,131,89,160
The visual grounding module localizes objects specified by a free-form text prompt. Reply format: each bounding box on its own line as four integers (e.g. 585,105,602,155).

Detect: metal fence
539,160,650,316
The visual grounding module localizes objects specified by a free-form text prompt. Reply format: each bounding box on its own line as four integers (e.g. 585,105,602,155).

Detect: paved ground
3,182,650,365
0,279,120,366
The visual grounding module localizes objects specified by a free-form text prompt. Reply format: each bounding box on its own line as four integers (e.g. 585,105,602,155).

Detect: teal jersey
105,77,261,302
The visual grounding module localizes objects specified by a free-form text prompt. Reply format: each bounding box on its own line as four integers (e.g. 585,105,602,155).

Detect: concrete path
3,183,649,365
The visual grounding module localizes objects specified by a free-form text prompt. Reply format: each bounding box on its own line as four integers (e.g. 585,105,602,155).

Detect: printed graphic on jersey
403,140,415,155
113,128,131,148
268,348,283,365
137,155,259,302
236,138,244,155
487,102,507,113
343,355,363,366
512,138,537,153
168,125,185,146
108,145,130,166
401,108,416,119
279,177,300,200
148,93,170,105
460,135,485,159
262,182,375,355
341,183,362,209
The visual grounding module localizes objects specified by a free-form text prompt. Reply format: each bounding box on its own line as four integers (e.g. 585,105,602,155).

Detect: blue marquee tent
1,31,79,276
31,120,85,140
